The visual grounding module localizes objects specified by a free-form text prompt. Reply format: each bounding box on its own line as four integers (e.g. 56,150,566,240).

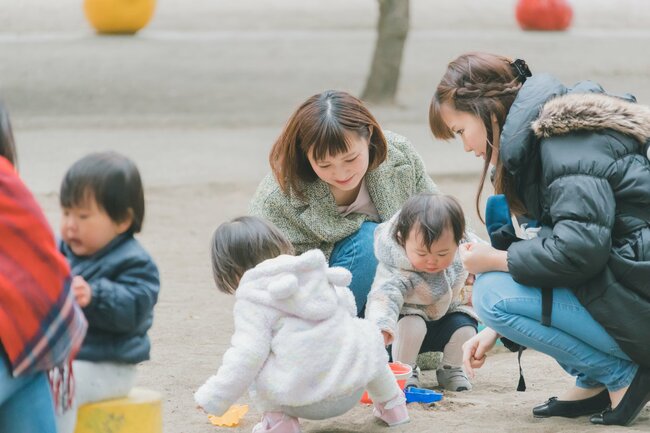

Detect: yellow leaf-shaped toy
208,404,249,427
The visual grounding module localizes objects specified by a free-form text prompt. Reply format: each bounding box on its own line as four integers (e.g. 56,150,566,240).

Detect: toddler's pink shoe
373,393,410,427
252,412,301,433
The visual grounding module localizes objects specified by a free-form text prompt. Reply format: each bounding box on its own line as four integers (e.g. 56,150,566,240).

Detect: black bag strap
541,287,553,327
516,346,527,392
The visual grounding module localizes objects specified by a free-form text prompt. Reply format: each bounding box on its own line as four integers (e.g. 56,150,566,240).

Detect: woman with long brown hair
429,52,650,426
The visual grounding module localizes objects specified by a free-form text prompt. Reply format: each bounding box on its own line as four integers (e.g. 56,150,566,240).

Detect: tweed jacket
365,213,477,340
249,131,439,257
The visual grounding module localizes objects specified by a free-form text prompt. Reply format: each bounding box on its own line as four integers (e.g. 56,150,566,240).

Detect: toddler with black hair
366,193,479,392
56,151,160,433
195,216,409,433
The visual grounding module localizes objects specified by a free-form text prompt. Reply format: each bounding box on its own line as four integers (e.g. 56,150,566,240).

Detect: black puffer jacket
501,74,650,368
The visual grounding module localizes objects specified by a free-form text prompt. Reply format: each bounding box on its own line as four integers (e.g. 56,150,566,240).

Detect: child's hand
464,273,475,285
461,327,499,378
71,276,92,307
381,330,393,347
459,243,508,274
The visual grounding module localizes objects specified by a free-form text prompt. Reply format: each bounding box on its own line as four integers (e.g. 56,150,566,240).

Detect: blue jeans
0,347,57,433
473,272,638,391
330,221,379,317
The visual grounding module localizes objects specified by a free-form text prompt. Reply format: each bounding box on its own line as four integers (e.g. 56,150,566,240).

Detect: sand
32,178,650,433
10,0,650,431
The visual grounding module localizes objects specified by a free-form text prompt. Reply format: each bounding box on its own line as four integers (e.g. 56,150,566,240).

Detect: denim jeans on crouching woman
472,271,638,391
329,221,379,317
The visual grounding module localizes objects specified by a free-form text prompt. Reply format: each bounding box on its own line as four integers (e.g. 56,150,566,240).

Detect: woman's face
307,130,370,197
439,102,498,165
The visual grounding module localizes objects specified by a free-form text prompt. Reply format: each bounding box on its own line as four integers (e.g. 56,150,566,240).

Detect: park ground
3,1,650,432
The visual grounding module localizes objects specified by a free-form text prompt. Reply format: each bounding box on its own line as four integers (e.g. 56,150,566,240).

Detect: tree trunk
361,0,410,105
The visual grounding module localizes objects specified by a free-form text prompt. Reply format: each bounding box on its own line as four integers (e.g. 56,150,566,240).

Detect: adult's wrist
493,249,509,272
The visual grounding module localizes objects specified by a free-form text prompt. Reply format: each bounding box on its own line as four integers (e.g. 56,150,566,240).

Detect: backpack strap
541,287,553,327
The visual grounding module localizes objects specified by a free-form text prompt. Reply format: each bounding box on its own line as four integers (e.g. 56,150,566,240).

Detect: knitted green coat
249,131,439,257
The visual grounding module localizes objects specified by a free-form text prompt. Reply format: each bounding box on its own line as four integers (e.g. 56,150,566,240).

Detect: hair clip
511,59,532,83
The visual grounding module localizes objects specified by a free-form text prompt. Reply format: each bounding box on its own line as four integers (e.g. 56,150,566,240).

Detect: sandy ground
4,0,650,432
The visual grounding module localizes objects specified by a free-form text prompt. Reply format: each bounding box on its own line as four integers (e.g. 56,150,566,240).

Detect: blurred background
4,0,650,194
2,1,649,432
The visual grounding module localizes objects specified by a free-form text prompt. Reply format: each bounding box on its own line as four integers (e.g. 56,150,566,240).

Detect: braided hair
429,52,529,220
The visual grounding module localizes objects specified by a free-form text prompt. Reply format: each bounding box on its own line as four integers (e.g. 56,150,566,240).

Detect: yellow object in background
208,405,249,427
74,388,162,433
84,0,155,34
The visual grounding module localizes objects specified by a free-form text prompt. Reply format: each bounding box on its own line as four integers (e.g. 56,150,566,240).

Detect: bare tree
362,0,410,105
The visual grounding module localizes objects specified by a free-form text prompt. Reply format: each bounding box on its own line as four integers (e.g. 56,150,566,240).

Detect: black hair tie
511,59,532,83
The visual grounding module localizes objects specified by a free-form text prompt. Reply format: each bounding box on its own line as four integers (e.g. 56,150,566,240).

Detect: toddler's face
404,226,458,274
60,195,131,257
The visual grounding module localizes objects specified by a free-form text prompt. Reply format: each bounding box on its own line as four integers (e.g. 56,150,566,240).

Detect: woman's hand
462,327,499,378
459,243,509,274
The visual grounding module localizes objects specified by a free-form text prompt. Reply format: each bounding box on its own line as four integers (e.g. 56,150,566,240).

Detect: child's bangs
60,179,96,209
413,219,445,251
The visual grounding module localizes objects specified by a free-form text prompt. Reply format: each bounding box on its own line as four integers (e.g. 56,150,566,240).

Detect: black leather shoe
590,367,650,426
533,389,610,418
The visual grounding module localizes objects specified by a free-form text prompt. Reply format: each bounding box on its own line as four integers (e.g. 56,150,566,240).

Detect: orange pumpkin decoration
84,0,156,34
515,0,573,31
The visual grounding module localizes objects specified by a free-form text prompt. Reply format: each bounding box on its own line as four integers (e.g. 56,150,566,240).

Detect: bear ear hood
236,249,352,320
267,274,299,300
532,92,650,145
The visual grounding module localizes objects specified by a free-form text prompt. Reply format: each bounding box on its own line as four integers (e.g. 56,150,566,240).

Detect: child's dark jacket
60,233,159,364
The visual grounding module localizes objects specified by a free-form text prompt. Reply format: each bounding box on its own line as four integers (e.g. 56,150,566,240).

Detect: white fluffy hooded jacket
194,249,389,416
365,213,478,341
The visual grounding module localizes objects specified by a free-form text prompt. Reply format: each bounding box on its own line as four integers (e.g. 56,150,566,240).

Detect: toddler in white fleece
194,216,409,433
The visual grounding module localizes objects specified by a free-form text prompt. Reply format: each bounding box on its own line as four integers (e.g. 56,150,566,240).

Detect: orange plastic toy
207,404,249,427
360,362,412,404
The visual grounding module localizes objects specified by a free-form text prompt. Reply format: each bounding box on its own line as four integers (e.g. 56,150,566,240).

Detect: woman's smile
335,175,355,186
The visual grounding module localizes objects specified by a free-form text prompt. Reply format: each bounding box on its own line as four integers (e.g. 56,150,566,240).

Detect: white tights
392,315,476,367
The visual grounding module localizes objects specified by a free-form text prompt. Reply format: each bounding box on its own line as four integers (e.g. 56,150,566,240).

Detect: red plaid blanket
0,156,86,377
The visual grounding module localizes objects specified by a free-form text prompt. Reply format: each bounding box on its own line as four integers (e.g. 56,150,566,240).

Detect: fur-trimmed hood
500,74,649,177
532,92,650,144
